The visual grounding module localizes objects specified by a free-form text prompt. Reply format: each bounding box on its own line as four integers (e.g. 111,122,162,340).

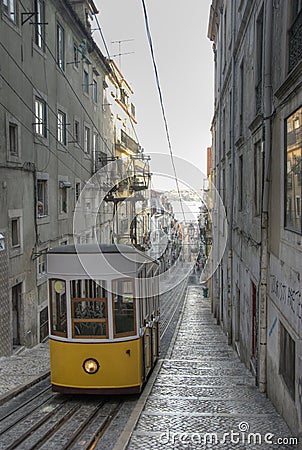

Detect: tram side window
50,279,67,337
71,279,108,338
113,279,136,337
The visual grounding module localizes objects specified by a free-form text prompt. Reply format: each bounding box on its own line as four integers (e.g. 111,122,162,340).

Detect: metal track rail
0,276,189,450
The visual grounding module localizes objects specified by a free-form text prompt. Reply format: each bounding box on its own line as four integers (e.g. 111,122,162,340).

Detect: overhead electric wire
140,0,186,222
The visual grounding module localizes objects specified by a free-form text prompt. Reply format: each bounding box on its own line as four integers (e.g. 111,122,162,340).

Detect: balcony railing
255,80,262,114
121,130,139,154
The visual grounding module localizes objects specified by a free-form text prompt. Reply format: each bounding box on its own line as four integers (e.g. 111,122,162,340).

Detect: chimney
69,0,98,33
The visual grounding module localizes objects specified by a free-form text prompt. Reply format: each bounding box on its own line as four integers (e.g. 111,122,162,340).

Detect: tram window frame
71,297,108,339
112,278,136,338
49,278,67,337
70,279,108,339
138,267,147,325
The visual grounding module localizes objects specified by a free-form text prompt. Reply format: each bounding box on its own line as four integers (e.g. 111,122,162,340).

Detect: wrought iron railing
121,130,139,153
255,80,262,114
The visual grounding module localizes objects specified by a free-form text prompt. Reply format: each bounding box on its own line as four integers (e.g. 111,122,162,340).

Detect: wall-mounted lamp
59,181,72,189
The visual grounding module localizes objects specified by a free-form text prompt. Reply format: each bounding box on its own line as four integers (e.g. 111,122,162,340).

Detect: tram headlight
82,358,99,374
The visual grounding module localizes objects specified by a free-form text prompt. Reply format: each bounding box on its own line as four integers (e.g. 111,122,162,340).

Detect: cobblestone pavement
127,285,299,450
0,343,49,400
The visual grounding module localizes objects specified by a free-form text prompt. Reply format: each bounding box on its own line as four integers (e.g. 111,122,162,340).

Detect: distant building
104,60,150,248
206,146,212,178
208,0,302,436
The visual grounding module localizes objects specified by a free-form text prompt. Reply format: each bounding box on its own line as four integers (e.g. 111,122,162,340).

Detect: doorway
12,283,22,348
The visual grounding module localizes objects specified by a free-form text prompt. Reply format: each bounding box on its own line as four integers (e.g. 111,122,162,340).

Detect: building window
288,0,302,72
222,168,226,207
75,182,81,203
254,141,262,216
57,110,67,145
280,322,295,399
285,106,302,233
221,108,226,159
37,179,48,217
239,155,243,210
223,8,227,66
9,122,18,155
34,0,45,50
255,7,264,114
93,132,99,155
3,0,16,23
83,69,89,94
37,252,46,277
11,217,20,247
84,126,90,153
239,60,244,135
34,97,47,137
56,22,65,70
39,306,48,342
59,186,68,214
74,120,80,144
73,43,79,68
131,103,136,118
93,79,98,102
12,283,22,346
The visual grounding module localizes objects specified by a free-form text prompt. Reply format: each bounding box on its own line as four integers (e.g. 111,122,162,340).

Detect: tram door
143,272,153,379
143,324,152,378
151,273,158,361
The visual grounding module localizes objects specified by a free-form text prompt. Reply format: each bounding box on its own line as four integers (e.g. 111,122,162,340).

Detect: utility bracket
21,12,48,26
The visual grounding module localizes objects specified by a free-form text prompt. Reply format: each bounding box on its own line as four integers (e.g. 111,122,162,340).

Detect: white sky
93,0,213,180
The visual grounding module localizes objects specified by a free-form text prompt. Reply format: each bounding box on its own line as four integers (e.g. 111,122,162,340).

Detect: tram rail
0,275,189,450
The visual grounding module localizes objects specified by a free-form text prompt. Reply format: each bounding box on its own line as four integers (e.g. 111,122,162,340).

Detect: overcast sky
93,0,214,183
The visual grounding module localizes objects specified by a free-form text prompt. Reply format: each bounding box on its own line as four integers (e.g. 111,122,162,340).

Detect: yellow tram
47,244,160,394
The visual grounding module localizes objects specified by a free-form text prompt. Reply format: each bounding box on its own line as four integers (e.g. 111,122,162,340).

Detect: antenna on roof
111,39,134,69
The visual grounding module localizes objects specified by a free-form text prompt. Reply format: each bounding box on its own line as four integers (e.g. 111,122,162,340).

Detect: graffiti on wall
268,317,278,337
270,274,302,322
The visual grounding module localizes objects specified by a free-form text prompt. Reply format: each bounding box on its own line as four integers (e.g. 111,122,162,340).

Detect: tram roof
48,244,158,264
48,244,143,254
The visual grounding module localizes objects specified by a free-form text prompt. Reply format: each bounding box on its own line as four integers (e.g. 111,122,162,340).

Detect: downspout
259,0,273,393
227,0,236,345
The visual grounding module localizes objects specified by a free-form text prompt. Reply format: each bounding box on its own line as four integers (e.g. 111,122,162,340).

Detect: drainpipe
259,0,273,393
227,0,236,346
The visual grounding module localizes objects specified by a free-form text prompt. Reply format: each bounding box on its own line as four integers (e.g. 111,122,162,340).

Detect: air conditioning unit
59,181,72,188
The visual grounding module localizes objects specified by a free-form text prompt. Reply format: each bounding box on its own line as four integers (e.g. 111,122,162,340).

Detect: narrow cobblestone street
127,285,298,449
